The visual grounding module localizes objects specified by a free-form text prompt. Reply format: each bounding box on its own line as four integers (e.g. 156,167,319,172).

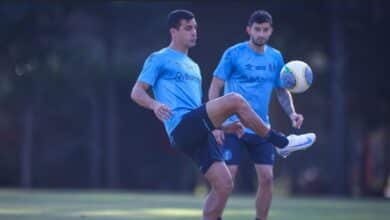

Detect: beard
251,37,267,47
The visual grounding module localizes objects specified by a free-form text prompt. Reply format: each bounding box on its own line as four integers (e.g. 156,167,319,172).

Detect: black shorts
170,105,223,174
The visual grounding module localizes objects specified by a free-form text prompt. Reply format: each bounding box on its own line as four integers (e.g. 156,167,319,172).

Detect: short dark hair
248,10,273,26
168,9,194,29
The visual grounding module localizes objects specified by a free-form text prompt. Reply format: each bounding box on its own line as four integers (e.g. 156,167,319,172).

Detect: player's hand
222,121,244,138
289,112,304,129
152,102,172,122
212,129,225,145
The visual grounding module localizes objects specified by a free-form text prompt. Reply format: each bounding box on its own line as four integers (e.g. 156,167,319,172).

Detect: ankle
266,129,288,148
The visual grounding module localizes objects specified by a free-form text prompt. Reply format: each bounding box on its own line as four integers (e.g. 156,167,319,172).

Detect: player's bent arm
131,81,159,110
275,87,296,116
208,76,225,100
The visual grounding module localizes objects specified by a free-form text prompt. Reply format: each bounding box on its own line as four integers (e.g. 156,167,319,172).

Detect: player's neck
169,42,189,55
249,41,265,54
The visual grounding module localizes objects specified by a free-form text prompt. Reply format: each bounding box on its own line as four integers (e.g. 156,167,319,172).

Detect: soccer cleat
276,133,316,158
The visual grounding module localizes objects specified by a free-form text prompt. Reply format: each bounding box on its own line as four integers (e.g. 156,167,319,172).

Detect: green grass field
0,189,388,220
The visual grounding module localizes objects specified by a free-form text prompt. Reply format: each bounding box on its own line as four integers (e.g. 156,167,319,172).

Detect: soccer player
131,9,313,220
208,10,316,220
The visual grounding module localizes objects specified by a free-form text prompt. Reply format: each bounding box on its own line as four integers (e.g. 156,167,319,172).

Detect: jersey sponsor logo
239,63,278,83
174,72,200,82
239,73,269,83
255,65,266,71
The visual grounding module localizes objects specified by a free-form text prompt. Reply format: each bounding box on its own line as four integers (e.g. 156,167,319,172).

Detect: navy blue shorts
170,105,224,174
222,133,275,165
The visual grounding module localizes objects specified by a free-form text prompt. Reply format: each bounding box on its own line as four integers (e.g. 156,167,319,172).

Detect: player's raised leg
205,93,288,148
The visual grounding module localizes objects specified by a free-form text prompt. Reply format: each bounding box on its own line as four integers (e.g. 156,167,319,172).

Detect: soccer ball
280,60,313,93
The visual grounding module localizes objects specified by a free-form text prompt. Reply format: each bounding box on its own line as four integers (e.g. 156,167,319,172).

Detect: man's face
171,18,197,48
247,22,273,47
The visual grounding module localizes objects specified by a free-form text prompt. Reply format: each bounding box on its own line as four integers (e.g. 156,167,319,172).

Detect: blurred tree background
0,1,388,197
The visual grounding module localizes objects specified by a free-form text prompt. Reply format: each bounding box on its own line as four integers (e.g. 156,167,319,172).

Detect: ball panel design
280,60,313,93
280,66,296,90
304,66,313,86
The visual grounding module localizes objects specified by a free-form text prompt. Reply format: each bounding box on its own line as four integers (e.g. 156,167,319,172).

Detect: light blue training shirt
213,41,284,133
137,47,202,136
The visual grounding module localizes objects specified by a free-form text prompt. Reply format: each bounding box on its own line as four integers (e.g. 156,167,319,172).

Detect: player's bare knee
226,92,247,111
259,172,273,189
216,184,233,197
227,92,244,103
214,177,234,196
223,178,234,194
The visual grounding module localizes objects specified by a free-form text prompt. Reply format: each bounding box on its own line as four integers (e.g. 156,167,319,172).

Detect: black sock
266,129,288,148
217,217,222,220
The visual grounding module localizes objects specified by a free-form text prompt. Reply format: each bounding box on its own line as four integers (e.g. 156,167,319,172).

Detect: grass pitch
0,189,388,220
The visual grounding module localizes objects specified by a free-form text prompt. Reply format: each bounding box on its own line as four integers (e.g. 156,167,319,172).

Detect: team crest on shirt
268,63,277,72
